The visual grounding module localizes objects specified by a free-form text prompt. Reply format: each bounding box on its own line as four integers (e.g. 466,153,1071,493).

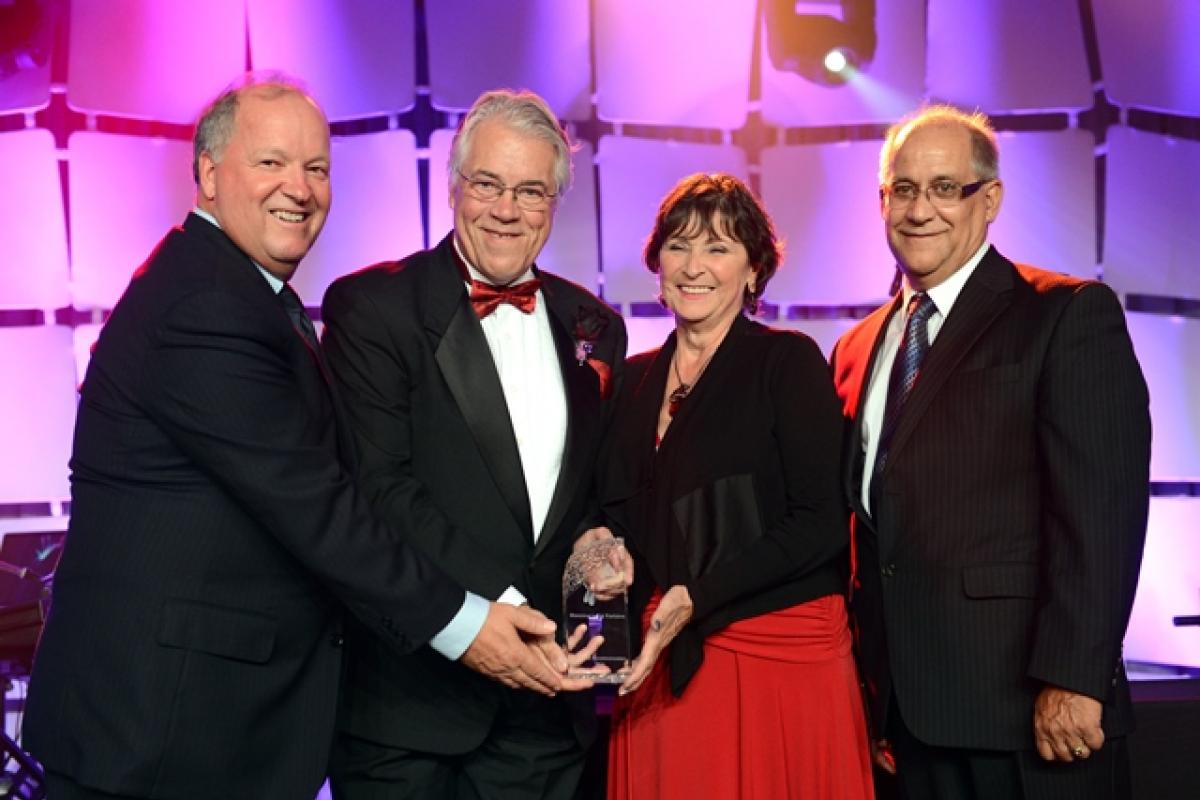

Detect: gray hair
192,72,318,184
879,104,999,186
449,89,575,195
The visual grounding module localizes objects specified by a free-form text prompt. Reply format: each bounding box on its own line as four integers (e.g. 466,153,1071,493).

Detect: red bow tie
469,278,541,318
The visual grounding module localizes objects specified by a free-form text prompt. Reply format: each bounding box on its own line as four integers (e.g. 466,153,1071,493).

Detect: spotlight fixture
0,0,58,80
764,0,877,86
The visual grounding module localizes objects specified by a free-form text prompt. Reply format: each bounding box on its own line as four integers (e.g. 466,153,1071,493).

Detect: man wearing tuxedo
24,76,577,800
321,89,627,800
830,105,1150,800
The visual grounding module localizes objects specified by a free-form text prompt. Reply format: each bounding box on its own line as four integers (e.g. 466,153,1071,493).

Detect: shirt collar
191,207,284,295
901,240,990,318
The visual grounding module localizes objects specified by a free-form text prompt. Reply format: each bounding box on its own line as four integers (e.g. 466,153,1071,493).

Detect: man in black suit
321,89,627,799
24,76,579,800
830,105,1150,799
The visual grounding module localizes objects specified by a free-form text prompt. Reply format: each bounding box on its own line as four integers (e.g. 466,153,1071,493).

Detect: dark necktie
279,283,319,350
871,292,936,509
469,278,541,319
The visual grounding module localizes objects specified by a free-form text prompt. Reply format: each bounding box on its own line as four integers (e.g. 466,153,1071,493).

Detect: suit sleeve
1026,282,1151,700
141,288,464,652
321,277,512,600
686,335,850,623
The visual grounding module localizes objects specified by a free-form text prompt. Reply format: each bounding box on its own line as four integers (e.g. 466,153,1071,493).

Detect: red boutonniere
572,305,612,400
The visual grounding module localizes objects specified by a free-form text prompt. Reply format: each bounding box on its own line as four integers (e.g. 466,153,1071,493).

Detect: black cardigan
598,314,849,696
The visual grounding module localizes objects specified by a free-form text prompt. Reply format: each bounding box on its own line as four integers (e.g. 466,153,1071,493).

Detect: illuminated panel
72,324,102,389
761,0,924,126
429,130,600,293
594,1,754,128
775,318,858,360
597,137,748,305
427,0,591,120
295,130,422,304
1126,313,1200,482
68,132,195,310
1104,127,1200,301
760,141,895,306
67,0,243,122
248,0,416,120
927,0,1091,112
0,130,69,309
625,316,675,358
0,327,75,503
1094,0,1200,116
0,61,50,114
988,130,1096,279
1125,498,1200,669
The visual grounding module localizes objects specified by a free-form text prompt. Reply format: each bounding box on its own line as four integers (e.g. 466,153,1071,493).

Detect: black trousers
45,772,145,800
330,694,587,800
887,699,1131,800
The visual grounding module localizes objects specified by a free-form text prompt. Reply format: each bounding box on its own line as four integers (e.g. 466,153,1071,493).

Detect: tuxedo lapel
881,248,1014,472
536,278,603,556
424,240,533,539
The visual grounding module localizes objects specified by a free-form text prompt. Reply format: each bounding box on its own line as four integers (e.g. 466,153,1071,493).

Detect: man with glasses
830,105,1149,800
321,89,626,799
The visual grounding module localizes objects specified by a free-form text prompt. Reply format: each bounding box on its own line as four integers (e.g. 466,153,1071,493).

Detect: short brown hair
644,173,782,314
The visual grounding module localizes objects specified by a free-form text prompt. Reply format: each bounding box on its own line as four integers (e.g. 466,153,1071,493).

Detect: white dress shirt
455,238,568,606
859,241,991,514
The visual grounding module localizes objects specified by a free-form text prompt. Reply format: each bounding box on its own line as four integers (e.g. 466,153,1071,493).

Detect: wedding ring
1072,744,1087,758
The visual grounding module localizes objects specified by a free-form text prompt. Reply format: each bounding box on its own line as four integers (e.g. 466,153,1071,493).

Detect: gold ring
1072,745,1087,757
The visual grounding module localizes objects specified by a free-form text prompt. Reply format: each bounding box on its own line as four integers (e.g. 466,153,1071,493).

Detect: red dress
608,592,874,799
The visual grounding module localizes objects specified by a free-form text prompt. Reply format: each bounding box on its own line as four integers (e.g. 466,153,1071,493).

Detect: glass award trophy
562,537,631,683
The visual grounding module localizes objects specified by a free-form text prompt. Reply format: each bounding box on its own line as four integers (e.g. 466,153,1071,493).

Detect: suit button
331,634,344,647
881,563,897,578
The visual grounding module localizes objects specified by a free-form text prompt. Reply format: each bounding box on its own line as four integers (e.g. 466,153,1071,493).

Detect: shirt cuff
428,591,489,661
496,585,528,606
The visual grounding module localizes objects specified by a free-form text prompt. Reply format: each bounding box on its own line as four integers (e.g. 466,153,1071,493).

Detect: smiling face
197,90,331,281
451,118,557,285
883,122,1002,291
658,214,755,334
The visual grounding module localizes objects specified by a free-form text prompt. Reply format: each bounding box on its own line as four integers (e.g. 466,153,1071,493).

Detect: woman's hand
618,584,693,695
572,526,634,601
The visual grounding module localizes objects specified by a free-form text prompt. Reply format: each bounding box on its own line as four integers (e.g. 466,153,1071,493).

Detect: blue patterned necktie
871,292,936,510
279,283,319,350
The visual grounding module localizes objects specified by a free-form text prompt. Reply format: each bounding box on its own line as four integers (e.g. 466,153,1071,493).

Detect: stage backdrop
0,0,1197,670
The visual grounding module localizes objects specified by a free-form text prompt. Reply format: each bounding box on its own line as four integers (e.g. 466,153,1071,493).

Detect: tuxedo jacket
24,214,463,799
321,233,626,754
598,315,848,696
829,246,1150,751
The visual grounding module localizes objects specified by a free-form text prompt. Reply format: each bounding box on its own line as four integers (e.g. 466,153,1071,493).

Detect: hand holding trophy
562,529,633,683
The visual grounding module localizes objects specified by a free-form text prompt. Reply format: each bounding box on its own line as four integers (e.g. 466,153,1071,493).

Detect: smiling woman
597,173,874,799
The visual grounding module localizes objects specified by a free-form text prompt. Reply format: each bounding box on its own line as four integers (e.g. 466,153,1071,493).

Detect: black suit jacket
24,214,463,799
321,233,626,754
830,246,1150,751
599,315,849,696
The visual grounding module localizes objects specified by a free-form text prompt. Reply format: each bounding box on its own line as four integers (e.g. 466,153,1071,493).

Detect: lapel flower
572,305,613,399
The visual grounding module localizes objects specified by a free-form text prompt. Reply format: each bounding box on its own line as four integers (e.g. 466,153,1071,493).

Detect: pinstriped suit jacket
24,214,463,799
830,246,1150,751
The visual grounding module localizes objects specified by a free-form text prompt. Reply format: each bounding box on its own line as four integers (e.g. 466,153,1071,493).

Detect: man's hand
1033,685,1105,762
618,584,693,695
573,526,634,601
460,603,596,696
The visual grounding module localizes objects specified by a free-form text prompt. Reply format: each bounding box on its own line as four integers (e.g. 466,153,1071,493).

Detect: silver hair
449,89,575,195
192,72,319,184
879,104,999,186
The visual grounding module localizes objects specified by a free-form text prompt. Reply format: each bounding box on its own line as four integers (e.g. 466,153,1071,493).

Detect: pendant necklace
668,345,716,417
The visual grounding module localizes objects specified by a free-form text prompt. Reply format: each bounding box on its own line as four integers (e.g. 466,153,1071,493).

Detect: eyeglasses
881,178,990,209
456,171,557,211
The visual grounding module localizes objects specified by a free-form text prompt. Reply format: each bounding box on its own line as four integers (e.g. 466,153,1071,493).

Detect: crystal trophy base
562,538,632,683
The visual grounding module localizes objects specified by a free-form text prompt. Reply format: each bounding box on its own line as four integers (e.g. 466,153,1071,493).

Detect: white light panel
0,327,75,503
1126,313,1200,482
0,129,69,309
